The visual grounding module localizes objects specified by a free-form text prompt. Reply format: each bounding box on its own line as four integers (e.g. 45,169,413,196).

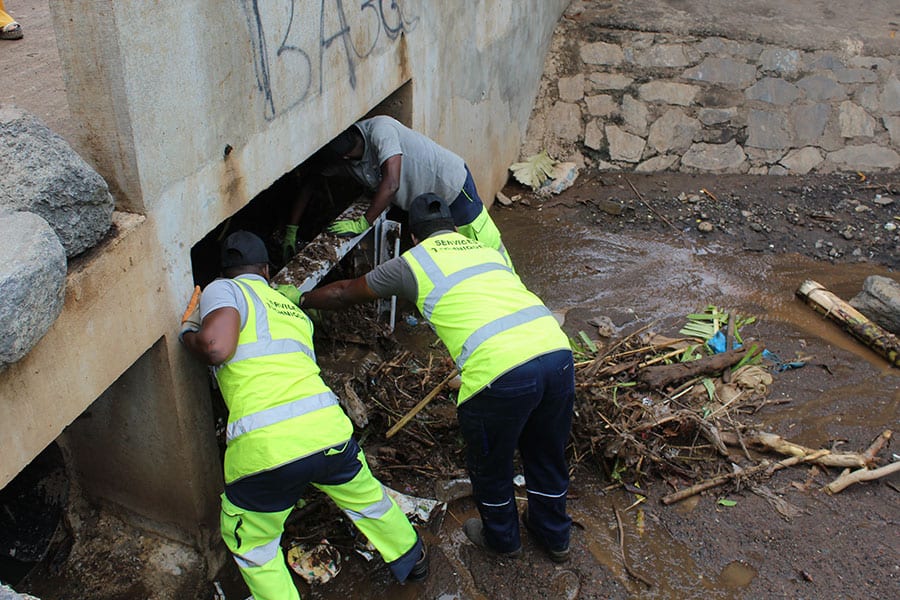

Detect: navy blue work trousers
457,348,575,553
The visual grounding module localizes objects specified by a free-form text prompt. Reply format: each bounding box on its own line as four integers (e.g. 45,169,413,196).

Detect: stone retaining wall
523,25,900,175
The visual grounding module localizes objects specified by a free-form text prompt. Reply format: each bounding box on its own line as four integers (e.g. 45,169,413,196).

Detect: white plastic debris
385,486,444,524
286,539,341,584
537,162,579,196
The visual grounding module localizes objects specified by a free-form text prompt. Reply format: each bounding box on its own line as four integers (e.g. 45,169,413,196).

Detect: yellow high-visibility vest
215,277,352,483
403,233,569,404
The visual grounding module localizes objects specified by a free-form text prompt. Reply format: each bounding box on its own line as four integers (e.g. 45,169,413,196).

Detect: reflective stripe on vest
343,487,394,522
234,536,282,569
456,305,553,369
215,276,353,483
226,391,339,443
408,244,552,370
226,280,315,365
409,244,513,318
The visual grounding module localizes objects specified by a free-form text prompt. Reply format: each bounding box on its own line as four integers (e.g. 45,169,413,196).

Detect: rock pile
0,106,116,367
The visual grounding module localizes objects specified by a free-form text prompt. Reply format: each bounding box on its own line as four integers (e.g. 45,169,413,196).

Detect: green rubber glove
327,215,370,236
275,284,302,306
282,224,298,264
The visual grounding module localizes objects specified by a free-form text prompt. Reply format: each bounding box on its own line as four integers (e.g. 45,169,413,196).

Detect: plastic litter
385,486,444,524
538,162,579,196
706,330,805,372
287,539,341,584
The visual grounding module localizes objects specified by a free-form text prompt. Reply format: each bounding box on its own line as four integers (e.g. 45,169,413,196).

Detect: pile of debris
333,304,896,506
570,304,895,503
346,304,775,492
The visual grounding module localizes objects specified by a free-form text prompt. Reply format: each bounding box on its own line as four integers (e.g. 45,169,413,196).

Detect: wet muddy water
217,205,897,599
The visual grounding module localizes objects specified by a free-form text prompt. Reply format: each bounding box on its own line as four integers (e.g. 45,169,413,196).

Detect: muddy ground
213,170,899,600
544,170,899,270
8,170,899,600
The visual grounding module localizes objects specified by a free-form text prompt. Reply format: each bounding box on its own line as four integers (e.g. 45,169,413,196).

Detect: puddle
718,560,758,589
565,486,761,598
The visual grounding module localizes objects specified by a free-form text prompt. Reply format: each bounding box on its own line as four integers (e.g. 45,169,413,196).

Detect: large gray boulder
850,275,900,335
0,212,67,368
0,106,114,257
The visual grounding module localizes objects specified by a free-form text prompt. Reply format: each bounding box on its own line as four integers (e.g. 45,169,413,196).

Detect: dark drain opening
0,443,69,587
190,81,412,289
190,148,366,290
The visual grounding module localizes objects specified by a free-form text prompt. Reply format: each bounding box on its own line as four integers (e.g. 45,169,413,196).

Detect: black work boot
406,544,429,582
522,510,569,563
463,518,522,558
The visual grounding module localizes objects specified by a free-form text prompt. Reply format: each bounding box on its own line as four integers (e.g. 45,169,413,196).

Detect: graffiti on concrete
242,0,418,120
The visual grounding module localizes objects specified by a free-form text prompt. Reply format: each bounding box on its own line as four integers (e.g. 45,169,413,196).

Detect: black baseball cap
408,193,453,229
326,124,361,158
221,231,269,268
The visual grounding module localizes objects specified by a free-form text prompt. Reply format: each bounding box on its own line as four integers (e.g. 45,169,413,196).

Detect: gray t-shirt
328,116,467,210
364,229,456,302
365,256,418,302
199,273,268,328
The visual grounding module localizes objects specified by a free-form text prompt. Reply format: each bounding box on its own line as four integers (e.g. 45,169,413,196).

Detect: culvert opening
188,86,415,465
190,151,367,290
190,82,413,289
0,443,69,588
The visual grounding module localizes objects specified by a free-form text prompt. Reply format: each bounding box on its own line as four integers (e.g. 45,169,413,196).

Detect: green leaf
700,378,716,402
578,330,598,353
732,342,763,370
717,498,737,507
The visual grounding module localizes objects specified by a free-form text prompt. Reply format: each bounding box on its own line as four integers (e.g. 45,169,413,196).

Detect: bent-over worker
296,194,575,561
282,115,512,267
179,231,426,600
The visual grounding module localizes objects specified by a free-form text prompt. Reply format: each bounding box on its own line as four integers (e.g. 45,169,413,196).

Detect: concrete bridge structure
0,0,569,574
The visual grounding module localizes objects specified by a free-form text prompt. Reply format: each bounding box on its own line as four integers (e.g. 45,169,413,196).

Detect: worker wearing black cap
297,194,576,562
179,231,426,599
282,115,511,268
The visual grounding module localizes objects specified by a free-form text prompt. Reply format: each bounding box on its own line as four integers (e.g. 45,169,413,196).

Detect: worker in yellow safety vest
298,194,576,562
179,231,426,600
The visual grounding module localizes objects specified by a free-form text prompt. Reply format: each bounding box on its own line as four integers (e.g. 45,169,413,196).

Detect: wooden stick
624,176,680,234
385,369,458,439
796,280,900,367
661,451,828,505
720,431,868,468
823,461,900,494
722,313,735,384
637,346,753,388
614,508,653,588
861,430,892,467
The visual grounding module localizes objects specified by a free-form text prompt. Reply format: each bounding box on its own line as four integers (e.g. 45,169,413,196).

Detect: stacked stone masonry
525,28,900,175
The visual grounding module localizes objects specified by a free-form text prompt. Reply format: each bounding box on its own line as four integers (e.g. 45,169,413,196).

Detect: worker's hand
179,286,202,344
327,215,370,236
275,284,303,306
282,224,298,264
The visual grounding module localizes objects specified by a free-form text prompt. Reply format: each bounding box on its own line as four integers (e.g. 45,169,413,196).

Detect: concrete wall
1,0,567,561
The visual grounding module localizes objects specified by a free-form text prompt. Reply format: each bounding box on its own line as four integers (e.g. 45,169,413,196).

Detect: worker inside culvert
292,193,576,561
178,231,427,599
281,115,513,268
